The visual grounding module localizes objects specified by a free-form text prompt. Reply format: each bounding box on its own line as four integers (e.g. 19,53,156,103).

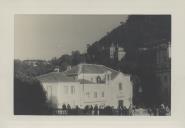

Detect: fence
52,107,130,115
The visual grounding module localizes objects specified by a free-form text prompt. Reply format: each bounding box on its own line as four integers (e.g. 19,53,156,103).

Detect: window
96,76,101,83
119,83,123,90
107,75,110,81
71,86,75,94
64,86,68,94
94,92,97,98
101,92,104,97
86,92,90,98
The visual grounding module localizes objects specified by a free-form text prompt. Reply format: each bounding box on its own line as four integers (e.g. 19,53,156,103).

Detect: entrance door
118,100,124,107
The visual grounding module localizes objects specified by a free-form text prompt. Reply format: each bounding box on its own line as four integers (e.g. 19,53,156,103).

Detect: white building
37,64,133,109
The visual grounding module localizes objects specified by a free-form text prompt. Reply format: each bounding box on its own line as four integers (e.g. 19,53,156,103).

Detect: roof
64,63,119,79
37,64,120,83
78,79,95,84
36,72,76,83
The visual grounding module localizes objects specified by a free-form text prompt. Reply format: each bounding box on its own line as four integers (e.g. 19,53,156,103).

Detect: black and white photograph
14,15,171,116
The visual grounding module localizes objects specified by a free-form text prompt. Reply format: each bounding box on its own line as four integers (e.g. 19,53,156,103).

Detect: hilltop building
37,63,133,109
110,43,126,61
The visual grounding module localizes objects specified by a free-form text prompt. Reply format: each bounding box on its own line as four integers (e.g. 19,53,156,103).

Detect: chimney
54,67,60,72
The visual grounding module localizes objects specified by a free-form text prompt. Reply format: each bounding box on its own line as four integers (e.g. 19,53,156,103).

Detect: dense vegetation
14,76,49,115
87,15,171,71
86,15,171,107
14,60,51,114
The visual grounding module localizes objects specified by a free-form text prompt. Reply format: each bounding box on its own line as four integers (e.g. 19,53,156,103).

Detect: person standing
128,104,133,116
94,105,98,115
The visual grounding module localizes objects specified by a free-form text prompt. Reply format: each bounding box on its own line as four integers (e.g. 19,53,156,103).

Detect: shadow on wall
48,96,58,109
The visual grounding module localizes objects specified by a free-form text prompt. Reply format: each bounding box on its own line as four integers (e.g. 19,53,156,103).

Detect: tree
14,75,49,115
50,57,58,66
71,50,83,65
14,59,53,77
58,54,72,71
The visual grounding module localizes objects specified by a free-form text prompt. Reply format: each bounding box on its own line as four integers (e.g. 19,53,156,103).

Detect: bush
14,76,49,115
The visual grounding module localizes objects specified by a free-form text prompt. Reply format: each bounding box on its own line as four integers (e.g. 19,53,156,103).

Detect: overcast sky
15,15,128,60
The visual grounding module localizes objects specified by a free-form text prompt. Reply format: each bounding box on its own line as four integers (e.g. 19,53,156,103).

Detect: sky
14,15,128,60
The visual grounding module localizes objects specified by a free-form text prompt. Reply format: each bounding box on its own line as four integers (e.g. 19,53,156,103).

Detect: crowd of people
147,104,171,116
52,103,170,116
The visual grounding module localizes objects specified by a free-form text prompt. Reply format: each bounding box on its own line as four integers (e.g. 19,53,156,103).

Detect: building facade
37,64,133,109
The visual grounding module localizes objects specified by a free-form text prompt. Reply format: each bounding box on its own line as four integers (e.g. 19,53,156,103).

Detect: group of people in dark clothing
53,103,170,116
147,104,170,116
54,104,134,115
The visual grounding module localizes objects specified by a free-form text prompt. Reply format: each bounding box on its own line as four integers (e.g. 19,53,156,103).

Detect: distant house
37,63,133,109
23,59,50,67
